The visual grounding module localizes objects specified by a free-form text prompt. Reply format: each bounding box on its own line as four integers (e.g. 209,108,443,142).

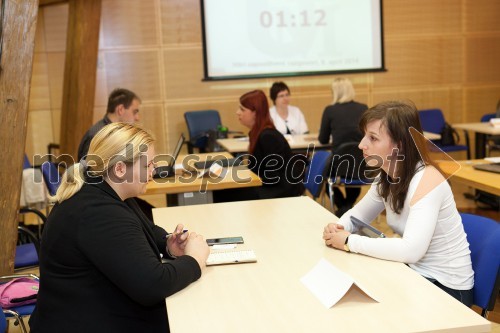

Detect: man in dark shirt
77,88,155,220
77,88,141,161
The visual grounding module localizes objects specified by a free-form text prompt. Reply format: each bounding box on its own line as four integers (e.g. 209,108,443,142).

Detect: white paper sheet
484,157,500,163
300,258,379,308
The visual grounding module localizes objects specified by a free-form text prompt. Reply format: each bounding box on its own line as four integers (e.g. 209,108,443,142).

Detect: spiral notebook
206,250,257,266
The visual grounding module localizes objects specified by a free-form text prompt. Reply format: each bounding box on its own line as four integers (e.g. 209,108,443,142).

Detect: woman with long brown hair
322,100,474,306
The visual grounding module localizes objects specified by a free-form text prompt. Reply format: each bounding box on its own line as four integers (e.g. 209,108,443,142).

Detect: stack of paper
489,118,500,128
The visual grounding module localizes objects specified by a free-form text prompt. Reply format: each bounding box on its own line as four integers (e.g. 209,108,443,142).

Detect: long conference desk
437,159,500,196
453,122,500,159
217,132,441,153
153,196,490,333
145,152,261,205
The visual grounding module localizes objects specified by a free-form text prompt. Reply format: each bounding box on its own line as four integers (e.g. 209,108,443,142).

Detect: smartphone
206,236,244,246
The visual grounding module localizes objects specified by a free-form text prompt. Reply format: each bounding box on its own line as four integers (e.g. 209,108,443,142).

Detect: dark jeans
425,277,473,307
331,187,361,217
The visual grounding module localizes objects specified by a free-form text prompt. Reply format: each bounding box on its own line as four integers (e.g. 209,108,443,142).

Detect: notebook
153,133,184,178
472,162,500,174
350,216,386,238
206,250,257,266
193,157,243,169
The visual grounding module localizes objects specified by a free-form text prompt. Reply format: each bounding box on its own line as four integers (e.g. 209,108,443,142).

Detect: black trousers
425,277,473,307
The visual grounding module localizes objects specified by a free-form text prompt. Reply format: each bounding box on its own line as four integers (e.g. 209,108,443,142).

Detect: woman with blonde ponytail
30,122,209,333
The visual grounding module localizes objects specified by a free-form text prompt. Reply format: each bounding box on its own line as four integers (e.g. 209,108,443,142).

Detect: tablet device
206,236,244,246
350,216,386,238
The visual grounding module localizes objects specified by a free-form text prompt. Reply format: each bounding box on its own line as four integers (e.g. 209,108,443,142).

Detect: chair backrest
303,151,331,198
418,109,446,134
15,225,40,269
480,113,496,123
331,141,369,182
184,110,222,149
22,154,31,169
459,213,500,314
0,306,6,333
40,161,61,196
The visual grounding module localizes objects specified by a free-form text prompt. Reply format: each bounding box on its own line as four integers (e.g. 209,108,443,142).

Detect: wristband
343,235,350,252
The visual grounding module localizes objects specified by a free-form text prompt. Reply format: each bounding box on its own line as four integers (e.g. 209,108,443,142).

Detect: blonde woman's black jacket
29,180,201,333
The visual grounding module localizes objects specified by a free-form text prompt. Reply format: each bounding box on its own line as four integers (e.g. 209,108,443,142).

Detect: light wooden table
437,159,500,196
453,122,500,159
217,133,330,153
145,152,261,205
218,132,441,153
153,197,490,333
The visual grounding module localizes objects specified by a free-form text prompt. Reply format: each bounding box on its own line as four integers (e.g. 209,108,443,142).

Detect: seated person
30,123,209,332
269,81,309,135
322,100,474,306
214,90,305,202
318,78,368,217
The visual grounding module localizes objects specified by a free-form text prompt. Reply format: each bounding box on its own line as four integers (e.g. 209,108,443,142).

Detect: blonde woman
318,78,368,216
30,123,209,332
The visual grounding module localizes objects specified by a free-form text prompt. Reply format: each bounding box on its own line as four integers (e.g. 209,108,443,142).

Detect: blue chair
1,274,39,333
459,213,500,318
419,109,470,159
184,110,222,153
303,151,331,201
0,306,6,333
327,141,373,213
480,113,500,156
15,225,40,270
40,161,61,196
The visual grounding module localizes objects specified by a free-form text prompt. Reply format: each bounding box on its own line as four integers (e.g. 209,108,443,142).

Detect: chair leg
3,310,29,333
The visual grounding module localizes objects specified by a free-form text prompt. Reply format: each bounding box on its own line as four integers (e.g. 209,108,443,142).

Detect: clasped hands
323,223,351,251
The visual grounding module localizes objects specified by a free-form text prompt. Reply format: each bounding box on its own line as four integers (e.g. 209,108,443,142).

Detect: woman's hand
167,224,189,257
184,232,210,270
323,223,351,250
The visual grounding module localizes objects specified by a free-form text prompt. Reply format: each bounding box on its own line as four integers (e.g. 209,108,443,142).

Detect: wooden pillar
0,0,39,276
59,0,101,164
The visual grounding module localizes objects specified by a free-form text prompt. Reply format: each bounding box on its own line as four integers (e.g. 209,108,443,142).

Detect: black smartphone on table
206,236,244,246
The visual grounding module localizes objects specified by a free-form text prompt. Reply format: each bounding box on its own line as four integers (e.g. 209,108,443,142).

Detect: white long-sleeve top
338,165,474,290
269,105,309,135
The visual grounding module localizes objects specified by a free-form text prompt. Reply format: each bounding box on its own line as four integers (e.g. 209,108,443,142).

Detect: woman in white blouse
323,100,474,306
269,82,309,135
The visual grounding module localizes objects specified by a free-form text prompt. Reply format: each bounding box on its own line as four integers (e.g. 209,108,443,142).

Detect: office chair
303,151,331,204
327,142,373,213
15,225,40,271
1,274,39,333
459,213,500,318
0,306,6,333
40,161,61,196
480,113,500,156
418,109,470,159
184,110,222,153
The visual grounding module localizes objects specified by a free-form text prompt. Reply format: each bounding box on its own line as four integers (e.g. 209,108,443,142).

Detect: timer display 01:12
259,10,327,28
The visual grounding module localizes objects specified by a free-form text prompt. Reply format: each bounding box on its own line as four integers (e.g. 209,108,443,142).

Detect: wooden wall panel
101,0,158,47
140,104,167,154
29,53,51,111
465,36,500,83
46,52,65,109
373,38,463,88
465,0,500,32
384,0,461,36
373,88,464,123
160,0,201,46
42,3,68,52
26,110,55,158
464,88,500,122
104,51,162,101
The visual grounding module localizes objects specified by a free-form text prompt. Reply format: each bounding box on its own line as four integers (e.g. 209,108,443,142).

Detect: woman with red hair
215,90,304,202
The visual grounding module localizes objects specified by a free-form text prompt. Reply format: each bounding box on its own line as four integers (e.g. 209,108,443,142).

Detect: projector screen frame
199,0,386,81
